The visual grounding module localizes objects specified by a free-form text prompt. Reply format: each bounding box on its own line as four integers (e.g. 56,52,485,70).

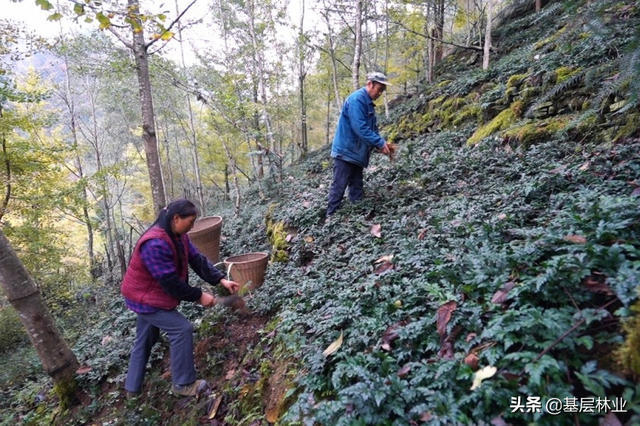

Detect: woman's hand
199,292,215,307
220,278,241,294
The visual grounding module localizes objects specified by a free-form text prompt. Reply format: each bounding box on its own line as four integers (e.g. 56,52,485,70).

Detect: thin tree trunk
425,4,434,84
128,0,166,213
0,229,79,395
298,0,308,155
434,0,445,62
0,105,11,222
352,0,363,91
321,2,343,110
221,139,241,216
535,0,541,12
175,0,204,211
224,164,230,201
326,92,331,145
483,0,493,70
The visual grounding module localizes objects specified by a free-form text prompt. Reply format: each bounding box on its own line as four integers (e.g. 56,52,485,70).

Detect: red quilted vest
121,226,190,310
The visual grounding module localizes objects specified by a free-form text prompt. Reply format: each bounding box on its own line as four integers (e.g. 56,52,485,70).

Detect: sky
2,0,319,66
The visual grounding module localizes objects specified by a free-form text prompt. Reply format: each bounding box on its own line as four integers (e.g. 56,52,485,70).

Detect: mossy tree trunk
0,229,79,402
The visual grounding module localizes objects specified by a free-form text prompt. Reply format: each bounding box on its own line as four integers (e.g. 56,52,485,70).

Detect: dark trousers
124,309,196,392
327,158,364,216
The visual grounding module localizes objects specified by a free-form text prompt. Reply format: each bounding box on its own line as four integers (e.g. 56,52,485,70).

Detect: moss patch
467,106,518,145
616,297,640,376
506,73,528,89
502,115,570,148
265,204,290,262
555,66,581,84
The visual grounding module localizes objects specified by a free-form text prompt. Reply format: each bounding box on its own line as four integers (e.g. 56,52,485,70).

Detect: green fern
524,72,584,118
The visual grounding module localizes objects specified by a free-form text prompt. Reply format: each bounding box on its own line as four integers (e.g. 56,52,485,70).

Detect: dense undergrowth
1,0,639,425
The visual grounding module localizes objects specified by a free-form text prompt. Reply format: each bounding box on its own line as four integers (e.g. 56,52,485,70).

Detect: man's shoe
172,379,209,397
125,390,140,401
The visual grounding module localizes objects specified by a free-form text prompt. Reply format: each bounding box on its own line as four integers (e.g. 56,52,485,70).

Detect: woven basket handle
213,261,234,280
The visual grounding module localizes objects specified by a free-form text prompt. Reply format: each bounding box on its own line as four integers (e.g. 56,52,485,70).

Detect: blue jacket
331,87,385,168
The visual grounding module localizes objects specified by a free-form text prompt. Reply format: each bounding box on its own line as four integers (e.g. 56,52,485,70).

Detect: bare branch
146,0,199,49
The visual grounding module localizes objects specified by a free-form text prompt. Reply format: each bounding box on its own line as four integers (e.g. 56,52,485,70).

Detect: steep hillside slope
2,1,638,425
216,1,640,425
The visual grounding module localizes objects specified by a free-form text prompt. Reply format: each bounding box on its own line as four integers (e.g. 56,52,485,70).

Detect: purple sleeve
187,240,226,285
140,239,177,280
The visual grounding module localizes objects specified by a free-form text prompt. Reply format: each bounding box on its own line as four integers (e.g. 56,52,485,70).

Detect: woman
121,199,239,398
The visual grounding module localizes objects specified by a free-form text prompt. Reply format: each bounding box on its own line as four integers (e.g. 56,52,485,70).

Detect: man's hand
221,278,241,294
199,292,215,307
379,142,391,155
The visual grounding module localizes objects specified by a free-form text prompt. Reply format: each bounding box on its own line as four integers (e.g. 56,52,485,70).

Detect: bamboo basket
188,216,223,263
224,252,269,290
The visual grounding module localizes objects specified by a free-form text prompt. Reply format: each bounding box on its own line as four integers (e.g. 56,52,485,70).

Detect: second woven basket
188,216,223,263
224,252,269,290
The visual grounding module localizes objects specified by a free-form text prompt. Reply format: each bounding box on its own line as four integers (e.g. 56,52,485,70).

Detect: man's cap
366,72,391,86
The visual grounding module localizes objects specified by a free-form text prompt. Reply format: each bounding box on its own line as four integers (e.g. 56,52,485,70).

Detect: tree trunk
483,0,493,70
424,4,434,84
535,0,541,13
352,0,363,91
0,229,79,396
321,1,343,111
128,0,166,213
434,0,445,63
221,139,241,216
175,0,205,212
298,0,308,155
326,92,331,145
0,105,11,222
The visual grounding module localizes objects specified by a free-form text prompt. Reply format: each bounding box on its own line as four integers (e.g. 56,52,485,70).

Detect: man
327,72,392,216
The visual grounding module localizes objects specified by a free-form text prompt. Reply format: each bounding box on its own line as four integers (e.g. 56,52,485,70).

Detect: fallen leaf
381,343,392,352
464,353,479,370
304,236,314,243
436,301,457,338
382,324,400,344
322,331,344,357
285,234,294,242
438,326,461,360
75,366,92,374
375,254,394,263
602,412,623,426
578,161,590,171
582,272,614,295
465,333,477,342
497,213,507,220
632,187,640,196
374,261,394,275
471,365,497,390
549,164,566,174
420,412,433,422
418,229,427,240
208,395,223,419
564,235,587,244
490,415,509,426
438,337,455,360
370,224,382,238
397,364,411,377
302,200,311,208
491,281,517,304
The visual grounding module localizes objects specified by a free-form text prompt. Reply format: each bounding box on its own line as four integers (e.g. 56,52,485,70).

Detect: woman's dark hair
147,198,198,238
